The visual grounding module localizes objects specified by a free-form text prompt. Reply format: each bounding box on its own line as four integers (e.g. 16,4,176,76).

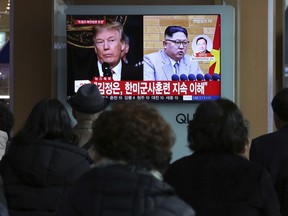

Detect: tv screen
65,6,234,103
56,5,234,161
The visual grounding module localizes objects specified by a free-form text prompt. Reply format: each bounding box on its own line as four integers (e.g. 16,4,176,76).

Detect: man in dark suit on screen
92,21,142,81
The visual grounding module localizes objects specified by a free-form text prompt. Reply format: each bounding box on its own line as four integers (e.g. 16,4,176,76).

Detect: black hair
271,88,288,122
12,99,78,145
188,98,249,154
164,26,188,38
196,37,208,44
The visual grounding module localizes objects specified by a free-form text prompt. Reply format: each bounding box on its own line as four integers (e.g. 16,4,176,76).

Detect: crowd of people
1,20,288,216
0,85,287,216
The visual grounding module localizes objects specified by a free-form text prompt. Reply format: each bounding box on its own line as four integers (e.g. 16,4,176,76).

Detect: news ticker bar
74,80,220,101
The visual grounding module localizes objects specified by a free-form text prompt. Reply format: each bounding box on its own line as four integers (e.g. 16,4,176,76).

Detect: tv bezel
54,5,235,161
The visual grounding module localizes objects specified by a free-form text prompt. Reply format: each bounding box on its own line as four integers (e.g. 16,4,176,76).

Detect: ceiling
0,0,10,32
0,0,216,31
0,0,217,32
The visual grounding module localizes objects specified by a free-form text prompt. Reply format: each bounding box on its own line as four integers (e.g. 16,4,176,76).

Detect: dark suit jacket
249,125,288,184
275,157,288,216
92,60,143,81
67,44,143,95
164,152,281,216
250,125,288,215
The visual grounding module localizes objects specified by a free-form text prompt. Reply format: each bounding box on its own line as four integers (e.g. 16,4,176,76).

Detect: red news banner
89,78,220,96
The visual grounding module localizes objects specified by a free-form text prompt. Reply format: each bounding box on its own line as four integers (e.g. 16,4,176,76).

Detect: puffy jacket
0,138,90,216
56,164,195,216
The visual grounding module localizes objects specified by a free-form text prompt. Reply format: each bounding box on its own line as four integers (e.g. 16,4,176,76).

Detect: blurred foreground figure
56,101,196,216
164,98,281,216
249,88,288,215
0,99,90,216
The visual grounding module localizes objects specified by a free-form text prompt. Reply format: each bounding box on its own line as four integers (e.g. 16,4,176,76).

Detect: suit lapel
160,50,174,80
162,64,174,80
179,57,189,75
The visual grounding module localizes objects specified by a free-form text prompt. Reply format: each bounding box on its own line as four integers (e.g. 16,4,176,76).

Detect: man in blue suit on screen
144,26,202,81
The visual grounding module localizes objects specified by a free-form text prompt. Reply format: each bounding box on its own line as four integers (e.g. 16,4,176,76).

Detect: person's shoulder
149,194,196,216
165,155,194,174
229,154,267,176
144,50,162,59
176,152,261,173
122,62,143,80
35,139,90,161
74,164,140,188
182,54,199,66
182,54,193,61
251,129,285,145
170,154,193,165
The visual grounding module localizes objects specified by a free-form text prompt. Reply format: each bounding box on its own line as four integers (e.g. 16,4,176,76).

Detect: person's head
93,21,125,68
90,101,175,173
196,37,208,53
121,32,130,63
271,88,288,129
188,98,249,155
0,103,14,138
163,26,189,62
14,99,77,144
68,84,109,121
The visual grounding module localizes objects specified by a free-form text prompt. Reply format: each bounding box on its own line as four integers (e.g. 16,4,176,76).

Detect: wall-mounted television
54,5,234,161
63,5,234,103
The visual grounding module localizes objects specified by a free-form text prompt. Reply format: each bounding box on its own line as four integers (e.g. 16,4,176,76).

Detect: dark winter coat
0,138,90,216
250,125,288,184
56,164,195,216
164,152,281,216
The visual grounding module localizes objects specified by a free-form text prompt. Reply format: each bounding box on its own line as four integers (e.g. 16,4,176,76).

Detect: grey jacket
144,49,202,81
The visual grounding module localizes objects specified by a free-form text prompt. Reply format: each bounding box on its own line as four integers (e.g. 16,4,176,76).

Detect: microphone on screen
180,74,188,81
204,74,212,81
102,62,112,77
212,73,221,81
196,74,204,81
188,74,196,81
171,74,180,81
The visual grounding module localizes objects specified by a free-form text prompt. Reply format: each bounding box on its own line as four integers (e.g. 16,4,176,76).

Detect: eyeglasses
165,39,190,47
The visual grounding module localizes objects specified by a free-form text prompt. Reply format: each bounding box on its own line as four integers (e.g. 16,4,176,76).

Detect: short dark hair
196,37,207,45
164,26,188,38
188,99,249,154
271,88,288,122
91,101,175,172
0,103,14,134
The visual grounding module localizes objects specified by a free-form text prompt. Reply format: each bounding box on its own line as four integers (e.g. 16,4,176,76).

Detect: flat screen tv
63,5,234,103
